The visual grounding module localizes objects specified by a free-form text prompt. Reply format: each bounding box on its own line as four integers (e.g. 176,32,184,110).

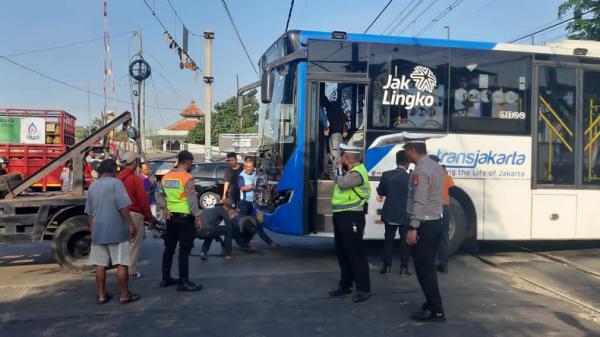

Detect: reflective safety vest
332,163,371,213
162,170,193,214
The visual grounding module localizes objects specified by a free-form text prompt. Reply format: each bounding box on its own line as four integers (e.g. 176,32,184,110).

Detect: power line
381,0,417,34
364,0,394,33
0,54,181,111
509,8,594,43
444,0,497,27
141,0,169,32
140,0,203,74
397,0,440,35
285,0,295,32
414,0,465,37
2,31,135,58
167,0,190,31
387,0,423,35
220,0,260,77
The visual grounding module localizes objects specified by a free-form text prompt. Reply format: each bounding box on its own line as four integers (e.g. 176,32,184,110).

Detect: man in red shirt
117,152,154,279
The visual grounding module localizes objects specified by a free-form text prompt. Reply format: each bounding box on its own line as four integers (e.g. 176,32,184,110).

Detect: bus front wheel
447,196,468,256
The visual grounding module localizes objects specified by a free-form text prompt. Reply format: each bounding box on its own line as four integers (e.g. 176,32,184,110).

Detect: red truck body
0,109,76,191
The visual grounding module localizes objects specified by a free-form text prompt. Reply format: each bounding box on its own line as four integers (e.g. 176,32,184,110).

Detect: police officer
328,143,371,303
404,140,446,321
156,150,203,291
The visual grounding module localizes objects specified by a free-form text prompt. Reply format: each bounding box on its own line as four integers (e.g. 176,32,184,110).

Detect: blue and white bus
252,30,600,254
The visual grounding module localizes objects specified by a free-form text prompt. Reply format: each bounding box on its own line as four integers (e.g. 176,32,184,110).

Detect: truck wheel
52,215,93,272
448,196,468,256
199,191,220,209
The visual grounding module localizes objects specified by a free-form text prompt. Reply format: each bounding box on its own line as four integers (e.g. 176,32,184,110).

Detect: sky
0,0,569,130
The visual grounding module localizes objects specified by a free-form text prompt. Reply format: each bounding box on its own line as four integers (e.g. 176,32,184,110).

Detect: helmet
0,157,9,165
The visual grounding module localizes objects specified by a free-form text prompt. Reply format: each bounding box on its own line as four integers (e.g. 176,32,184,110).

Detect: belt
421,214,443,221
171,212,193,218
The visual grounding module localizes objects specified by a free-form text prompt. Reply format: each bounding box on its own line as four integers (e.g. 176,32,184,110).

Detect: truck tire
52,215,93,272
448,196,468,256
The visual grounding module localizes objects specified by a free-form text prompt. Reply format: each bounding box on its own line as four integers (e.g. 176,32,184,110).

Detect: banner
0,117,21,143
20,117,46,144
218,134,259,153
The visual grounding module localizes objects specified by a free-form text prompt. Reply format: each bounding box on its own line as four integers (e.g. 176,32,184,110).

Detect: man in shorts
86,159,141,304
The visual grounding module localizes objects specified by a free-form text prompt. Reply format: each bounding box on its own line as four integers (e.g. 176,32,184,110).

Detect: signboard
0,117,21,143
218,133,259,153
20,117,46,144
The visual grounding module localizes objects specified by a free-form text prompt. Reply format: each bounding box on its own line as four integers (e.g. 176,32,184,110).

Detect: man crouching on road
156,150,204,291
86,159,140,304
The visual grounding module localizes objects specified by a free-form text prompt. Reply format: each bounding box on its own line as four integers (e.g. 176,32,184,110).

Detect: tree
186,95,259,145
558,0,600,40
75,117,104,142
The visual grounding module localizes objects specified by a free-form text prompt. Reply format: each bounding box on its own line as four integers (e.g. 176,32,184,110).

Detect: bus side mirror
261,70,274,104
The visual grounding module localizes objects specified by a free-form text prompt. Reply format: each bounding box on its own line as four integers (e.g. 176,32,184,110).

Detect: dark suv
190,162,230,209
149,160,230,209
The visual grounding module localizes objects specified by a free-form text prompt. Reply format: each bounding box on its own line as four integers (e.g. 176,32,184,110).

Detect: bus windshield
258,62,297,166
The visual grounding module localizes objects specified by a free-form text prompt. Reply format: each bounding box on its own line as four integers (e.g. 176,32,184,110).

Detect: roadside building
156,101,204,151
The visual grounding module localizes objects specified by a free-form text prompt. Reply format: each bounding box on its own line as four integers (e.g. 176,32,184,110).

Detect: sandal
120,291,141,304
128,272,142,280
98,292,112,305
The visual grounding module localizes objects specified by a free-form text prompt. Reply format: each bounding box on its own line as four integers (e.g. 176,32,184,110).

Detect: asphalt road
1,233,599,337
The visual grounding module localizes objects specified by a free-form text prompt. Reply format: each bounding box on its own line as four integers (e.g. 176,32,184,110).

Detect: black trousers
412,219,444,313
437,205,451,265
333,211,370,293
162,214,196,282
383,223,410,268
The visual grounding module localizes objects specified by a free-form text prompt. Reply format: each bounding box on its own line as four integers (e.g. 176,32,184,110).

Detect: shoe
410,309,446,322
177,281,203,292
399,267,412,276
328,287,352,297
353,292,371,303
379,265,392,276
159,277,179,288
128,272,142,279
437,263,448,273
200,252,208,261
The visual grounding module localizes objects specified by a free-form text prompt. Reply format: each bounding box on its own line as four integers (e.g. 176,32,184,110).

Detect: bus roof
294,30,600,58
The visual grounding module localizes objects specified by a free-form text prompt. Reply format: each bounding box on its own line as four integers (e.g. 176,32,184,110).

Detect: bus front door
307,80,367,234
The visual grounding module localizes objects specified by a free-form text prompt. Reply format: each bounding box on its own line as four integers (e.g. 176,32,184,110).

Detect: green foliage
75,117,104,142
186,95,259,145
558,0,600,40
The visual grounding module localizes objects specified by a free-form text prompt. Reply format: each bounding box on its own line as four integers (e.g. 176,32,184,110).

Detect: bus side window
448,50,531,135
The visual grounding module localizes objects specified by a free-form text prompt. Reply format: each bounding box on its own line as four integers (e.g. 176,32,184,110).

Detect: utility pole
137,29,146,154
237,74,243,132
444,26,450,40
87,84,91,123
204,30,214,162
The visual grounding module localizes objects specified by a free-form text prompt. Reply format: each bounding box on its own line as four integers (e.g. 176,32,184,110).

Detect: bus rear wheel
448,196,468,256
52,215,93,273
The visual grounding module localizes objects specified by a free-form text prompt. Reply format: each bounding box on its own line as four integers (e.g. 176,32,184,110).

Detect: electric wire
397,0,441,35
0,55,181,111
414,0,465,37
285,0,295,32
220,0,260,77
387,0,423,35
2,31,135,58
509,8,594,43
381,0,417,35
140,0,203,74
364,0,394,33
